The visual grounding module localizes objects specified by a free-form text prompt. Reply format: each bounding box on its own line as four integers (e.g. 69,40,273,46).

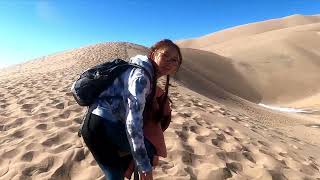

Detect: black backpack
71,58,153,107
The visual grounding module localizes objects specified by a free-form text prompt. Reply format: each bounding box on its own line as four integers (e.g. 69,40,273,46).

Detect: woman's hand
140,171,153,180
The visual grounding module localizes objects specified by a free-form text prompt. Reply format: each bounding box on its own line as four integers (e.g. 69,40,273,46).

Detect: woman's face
153,46,180,77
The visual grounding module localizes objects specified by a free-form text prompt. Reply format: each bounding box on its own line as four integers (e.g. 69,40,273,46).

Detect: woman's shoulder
128,66,152,85
129,55,154,79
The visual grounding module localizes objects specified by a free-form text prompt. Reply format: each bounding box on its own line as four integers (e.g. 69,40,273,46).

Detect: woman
81,39,182,180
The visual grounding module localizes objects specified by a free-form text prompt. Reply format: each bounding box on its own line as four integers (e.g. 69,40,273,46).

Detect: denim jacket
91,55,155,172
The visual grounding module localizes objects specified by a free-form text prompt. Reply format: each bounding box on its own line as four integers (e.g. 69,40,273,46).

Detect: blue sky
0,0,319,69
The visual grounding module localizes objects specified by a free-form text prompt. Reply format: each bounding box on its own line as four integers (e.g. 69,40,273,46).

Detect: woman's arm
126,70,152,173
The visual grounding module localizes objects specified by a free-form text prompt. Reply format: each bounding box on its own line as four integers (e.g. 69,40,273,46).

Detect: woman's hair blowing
148,39,183,66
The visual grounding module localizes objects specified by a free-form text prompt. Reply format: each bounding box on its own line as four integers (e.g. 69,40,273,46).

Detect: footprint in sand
0,99,7,104
48,143,73,154
35,123,48,130
175,130,189,142
21,151,35,162
190,125,212,136
158,160,175,172
25,142,41,151
226,162,243,173
199,167,232,179
242,151,257,163
72,107,84,113
67,125,79,134
181,151,194,165
2,148,20,159
58,110,71,119
211,133,227,147
73,116,84,124
65,92,73,97
11,129,27,138
227,151,243,162
17,99,26,105
4,117,27,131
54,120,72,127
21,103,38,112
195,136,209,143
184,166,197,179
67,100,76,106
177,111,193,118
34,112,50,119
55,102,65,109
0,104,8,109
181,142,194,154
41,134,60,147
22,157,54,177
74,148,86,161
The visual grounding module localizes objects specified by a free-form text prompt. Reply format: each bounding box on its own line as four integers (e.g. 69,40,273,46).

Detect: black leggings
81,113,155,170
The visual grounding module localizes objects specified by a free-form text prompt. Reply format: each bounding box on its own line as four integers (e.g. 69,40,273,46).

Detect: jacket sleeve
126,70,152,172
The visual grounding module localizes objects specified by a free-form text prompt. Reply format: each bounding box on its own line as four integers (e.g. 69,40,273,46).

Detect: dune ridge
176,14,320,48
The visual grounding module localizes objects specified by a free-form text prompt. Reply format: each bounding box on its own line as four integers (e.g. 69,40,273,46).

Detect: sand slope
174,48,261,103
176,14,320,49
177,15,320,109
0,42,319,180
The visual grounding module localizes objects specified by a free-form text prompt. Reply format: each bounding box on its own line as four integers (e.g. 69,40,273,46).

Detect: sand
176,14,320,107
1,15,320,180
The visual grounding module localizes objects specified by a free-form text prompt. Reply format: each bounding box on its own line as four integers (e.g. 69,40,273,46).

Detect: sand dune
1,13,320,180
174,48,261,103
0,40,319,180
176,14,320,49
177,15,320,111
